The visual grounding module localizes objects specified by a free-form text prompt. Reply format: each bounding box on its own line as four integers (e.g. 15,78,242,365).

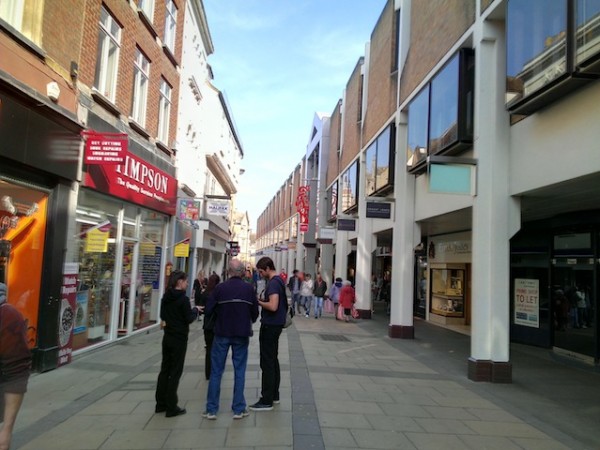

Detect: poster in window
514,278,539,328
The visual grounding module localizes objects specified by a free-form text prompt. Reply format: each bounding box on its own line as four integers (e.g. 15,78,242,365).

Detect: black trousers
258,324,283,404
155,334,187,413
204,329,214,380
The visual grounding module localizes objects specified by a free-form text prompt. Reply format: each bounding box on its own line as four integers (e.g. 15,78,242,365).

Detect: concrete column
355,153,375,317
288,247,296,272
304,245,317,277
334,233,349,284
469,19,520,383
389,117,418,339
320,243,334,288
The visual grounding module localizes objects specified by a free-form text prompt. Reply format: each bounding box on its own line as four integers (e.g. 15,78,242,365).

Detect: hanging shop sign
207,200,230,216
84,152,177,215
83,130,127,165
366,202,391,219
514,278,540,328
337,218,356,231
178,199,201,221
295,185,310,233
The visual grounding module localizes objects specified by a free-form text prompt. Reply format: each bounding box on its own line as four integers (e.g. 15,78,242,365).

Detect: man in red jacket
0,282,32,450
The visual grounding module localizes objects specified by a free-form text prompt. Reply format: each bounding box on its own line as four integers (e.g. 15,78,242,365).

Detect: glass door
118,239,137,336
552,259,595,357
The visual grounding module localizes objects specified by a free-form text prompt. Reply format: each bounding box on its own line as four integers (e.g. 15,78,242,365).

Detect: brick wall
340,60,363,172
399,0,475,106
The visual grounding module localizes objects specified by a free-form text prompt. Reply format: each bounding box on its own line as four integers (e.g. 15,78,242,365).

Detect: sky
203,0,388,228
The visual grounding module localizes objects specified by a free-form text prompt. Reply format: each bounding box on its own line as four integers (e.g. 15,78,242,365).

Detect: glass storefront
69,189,167,351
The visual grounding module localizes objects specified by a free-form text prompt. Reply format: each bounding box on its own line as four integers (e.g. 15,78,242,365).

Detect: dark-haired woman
199,273,220,380
155,271,201,417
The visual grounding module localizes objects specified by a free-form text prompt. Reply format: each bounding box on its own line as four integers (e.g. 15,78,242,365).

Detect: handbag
351,306,360,319
323,298,334,314
283,305,294,328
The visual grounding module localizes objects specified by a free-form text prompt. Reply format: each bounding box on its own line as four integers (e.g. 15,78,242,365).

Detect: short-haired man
250,256,287,411
287,269,301,314
0,283,32,450
203,259,259,419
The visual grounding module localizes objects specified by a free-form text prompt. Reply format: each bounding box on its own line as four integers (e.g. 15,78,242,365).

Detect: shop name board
207,200,230,216
84,152,177,215
83,131,126,165
337,218,356,231
366,202,391,219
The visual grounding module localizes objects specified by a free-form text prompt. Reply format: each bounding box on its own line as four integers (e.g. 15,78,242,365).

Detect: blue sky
203,0,388,228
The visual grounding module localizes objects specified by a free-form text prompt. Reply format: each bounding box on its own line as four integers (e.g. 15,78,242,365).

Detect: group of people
554,285,593,331
154,256,287,420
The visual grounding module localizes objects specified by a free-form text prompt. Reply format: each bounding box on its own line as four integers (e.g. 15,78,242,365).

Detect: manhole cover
319,334,350,342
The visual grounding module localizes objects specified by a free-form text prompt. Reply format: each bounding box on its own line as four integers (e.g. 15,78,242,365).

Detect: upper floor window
341,161,359,213
0,0,44,44
164,0,177,53
94,6,122,102
365,124,395,196
158,78,172,144
407,49,474,173
138,0,154,21
131,48,150,128
506,0,600,114
327,181,338,223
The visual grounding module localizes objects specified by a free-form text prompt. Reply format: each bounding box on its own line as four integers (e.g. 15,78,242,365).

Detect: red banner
83,130,127,165
295,185,310,233
84,151,177,215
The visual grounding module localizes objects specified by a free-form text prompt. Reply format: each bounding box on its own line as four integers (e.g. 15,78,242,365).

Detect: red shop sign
83,130,127,165
84,151,177,215
295,185,310,232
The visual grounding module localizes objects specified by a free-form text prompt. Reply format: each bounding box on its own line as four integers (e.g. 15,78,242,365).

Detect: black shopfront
510,211,600,363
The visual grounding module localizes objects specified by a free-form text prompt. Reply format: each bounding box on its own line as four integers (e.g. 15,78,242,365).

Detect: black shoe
166,407,187,417
249,401,273,411
155,405,167,413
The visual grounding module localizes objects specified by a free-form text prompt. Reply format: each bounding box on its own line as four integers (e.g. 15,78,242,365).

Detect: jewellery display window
430,268,465,317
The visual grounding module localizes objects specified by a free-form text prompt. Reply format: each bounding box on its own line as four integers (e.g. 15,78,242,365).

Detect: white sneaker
233,408,249,419
202,411,217,420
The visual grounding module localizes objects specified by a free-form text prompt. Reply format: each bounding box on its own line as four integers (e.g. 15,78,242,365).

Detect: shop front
67,139,177,354
0,89,81,371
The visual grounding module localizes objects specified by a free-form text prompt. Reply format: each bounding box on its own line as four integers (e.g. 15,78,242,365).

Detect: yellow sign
85,228,109,253
174,242,190,257
140,242,156,256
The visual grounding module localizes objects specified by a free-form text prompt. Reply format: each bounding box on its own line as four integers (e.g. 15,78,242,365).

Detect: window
407,49,474,173
365,125,395,196
506,0,600,114
131,48,150,128
138,0,154,21
0,0,44,44
158,78,171,144
327,181,338,223
164,0,177,53
94,7,121,102
341,161,359,213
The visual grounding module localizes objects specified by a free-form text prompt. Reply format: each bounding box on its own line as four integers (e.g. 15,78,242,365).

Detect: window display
430,268,465,317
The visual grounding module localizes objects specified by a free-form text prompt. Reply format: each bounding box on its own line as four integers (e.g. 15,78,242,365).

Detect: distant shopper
155,271,201,418
329,277,343,320
312,273,327,319
192,270,206,307
339,280,356,323
250,256,287,411
0,282,32,450
204,259,258,420
199,274,221,380
279,268,288,284
287,270,301,314
300,273,314,318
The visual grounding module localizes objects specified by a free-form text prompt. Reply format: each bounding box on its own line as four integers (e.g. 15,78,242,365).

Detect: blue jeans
302,295,312,315
291,292,301,313
313,296,323,317
206,335,249,414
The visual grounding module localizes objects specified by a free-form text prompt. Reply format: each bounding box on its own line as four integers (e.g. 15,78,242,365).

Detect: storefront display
431,268,465,317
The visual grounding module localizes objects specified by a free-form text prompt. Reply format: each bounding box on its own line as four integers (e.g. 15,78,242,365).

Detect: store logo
115,155,169,195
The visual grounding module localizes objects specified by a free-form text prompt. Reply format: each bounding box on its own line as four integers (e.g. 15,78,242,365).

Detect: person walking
155,271,201,417
198,273,220,380
287,269,301,314
300,273,314,318
312,273,327,319
339,280,356,323
0,283,32,450
329,277,343,320
203,259,259,420
250,256,287,411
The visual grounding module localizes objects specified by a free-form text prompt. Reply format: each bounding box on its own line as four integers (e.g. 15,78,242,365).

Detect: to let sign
83,131,127,165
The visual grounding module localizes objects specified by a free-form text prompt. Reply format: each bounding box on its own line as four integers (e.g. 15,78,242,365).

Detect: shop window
0,0,44,46
94,6,122,102
131,48,150,129
407,49,474,174
506,0,600,115
327,180,338,223
365,124,396,197
430,268,465,317
341,161,359,213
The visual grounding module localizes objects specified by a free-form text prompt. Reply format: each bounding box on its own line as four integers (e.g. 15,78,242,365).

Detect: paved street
10,302,600,450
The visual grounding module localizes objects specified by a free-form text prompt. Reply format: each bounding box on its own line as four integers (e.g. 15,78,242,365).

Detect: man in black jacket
155,271,200,417
203,259,259,420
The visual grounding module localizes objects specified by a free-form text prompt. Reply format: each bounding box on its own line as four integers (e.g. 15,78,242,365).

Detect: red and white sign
84,151,177,215
83,131,127,165
295,185,310,233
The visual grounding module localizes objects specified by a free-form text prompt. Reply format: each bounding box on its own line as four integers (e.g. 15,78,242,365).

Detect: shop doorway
552,260,596,358
118,239,138,335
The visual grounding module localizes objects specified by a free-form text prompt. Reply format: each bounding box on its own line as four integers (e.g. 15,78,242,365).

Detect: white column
389,117,418,338
320,243,334,288
355,153,375,316
469,19,520,382
335,232,349,283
